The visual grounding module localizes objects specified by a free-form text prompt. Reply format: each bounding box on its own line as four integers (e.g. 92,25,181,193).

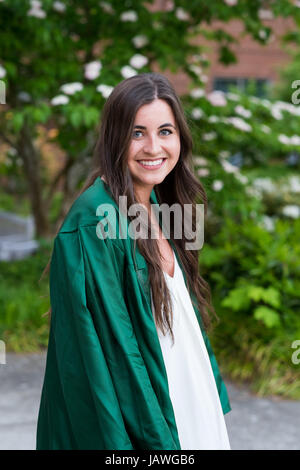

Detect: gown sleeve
45,224,179,450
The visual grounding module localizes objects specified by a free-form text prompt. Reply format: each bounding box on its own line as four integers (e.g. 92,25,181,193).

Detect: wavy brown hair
41,72,219,341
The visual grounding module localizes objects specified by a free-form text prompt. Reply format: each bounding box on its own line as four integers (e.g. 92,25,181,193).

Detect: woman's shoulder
58,176,120,235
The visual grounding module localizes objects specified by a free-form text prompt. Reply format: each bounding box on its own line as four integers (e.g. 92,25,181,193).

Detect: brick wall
150,1,295,96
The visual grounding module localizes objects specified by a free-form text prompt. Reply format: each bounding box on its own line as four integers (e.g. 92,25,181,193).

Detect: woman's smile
137,157,167,170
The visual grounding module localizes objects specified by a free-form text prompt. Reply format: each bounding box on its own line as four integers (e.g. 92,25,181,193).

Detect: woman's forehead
134,99,176,124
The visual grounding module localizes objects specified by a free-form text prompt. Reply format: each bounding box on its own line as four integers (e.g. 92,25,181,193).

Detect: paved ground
0,352,299,450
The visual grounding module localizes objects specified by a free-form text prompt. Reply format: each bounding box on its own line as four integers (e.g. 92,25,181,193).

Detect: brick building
151,3,295,97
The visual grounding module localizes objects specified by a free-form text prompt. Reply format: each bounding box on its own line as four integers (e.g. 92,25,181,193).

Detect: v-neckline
163,247,177,280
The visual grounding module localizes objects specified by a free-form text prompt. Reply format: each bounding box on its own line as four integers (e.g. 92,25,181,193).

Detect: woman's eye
160,129,172,136
133,131,143,138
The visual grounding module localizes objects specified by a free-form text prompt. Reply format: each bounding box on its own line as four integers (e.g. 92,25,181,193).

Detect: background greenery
1,0,300,399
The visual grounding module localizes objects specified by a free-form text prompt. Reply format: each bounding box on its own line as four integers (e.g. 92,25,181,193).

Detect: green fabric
36,176,231,450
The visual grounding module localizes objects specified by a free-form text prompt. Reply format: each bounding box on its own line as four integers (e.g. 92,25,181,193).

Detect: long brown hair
41,72,219,341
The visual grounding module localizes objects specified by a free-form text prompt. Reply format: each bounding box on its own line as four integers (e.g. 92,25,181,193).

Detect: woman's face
127,99,181,194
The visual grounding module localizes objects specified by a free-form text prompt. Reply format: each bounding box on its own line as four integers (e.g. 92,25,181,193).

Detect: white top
151,249,231,450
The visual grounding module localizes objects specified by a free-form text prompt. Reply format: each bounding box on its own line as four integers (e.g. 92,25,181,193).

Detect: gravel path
0,352,299,450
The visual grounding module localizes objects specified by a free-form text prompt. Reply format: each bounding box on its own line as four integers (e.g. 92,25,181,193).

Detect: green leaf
221,286,251,311
248,286,266,302
261,287,281,308
253,306,281,328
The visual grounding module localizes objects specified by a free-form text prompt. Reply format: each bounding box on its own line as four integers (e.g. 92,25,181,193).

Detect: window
213,77,271,97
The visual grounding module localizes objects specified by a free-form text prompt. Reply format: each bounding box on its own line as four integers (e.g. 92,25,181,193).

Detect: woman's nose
142,134,162,155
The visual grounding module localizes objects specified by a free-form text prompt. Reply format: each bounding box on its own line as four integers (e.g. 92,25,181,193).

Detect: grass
0,237,52,353
210,315,300,401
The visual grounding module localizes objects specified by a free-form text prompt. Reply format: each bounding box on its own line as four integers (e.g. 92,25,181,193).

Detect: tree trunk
16,121,49,238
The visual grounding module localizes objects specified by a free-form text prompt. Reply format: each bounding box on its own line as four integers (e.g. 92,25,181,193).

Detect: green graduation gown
36,176,231,450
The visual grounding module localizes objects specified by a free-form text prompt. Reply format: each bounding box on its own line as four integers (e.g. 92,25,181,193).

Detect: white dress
150,248,231,450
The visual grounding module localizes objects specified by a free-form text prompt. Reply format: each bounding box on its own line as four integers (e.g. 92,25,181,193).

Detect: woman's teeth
138,159,164,167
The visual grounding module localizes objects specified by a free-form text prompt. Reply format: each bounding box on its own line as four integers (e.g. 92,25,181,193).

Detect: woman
36,72,231,450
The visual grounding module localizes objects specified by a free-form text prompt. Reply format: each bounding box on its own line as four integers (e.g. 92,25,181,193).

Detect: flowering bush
1,0,300,235
200,216,300,398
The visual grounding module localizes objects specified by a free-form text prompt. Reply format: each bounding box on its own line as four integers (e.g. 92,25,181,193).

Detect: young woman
36,72,231,450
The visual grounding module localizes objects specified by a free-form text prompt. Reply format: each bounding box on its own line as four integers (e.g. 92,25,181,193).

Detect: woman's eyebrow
133,123,176,129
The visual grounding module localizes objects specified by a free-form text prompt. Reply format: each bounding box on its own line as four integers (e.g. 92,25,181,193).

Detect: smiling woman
127,100,181,201
36,72,231,450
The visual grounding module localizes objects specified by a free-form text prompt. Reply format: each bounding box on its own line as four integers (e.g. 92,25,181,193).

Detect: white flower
219,150,230,159
0,65,6,78
27,7,46,18
261,99,271,108
252,177,275,193
99,1,114,14
28,1,46,17
30,0,42,8
96,84,114,98
261,216,275,232
189,64,202,76
129,54,148,69
290,135,300,146
8,147,17,157
226,116,252,132
121,65,137,79
259,9,274,20
234,173,248,184
175,7,189,21
197,168,210,177
235,105,252,118
193,156,208,166
274,100,300,116
132,35,148,48
271,109,283,120
261,124,271,134
51,94,69,105
200,74,208,83
249,96,261,105
60,82,83,95
84,60,102,80
224,0,238,5
212,180,224,191
202,131,217,141
190,88,205,99
208,115,220,123
53,1,66,12
221,160,239,174
207,91,227,107
226,92,240,101
191,108,203,120
258,29,267,40
293,0,300,7
282,205,300,218
246,186,261,198
278,134,290,145
288,176,300,193
120,10,138,22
